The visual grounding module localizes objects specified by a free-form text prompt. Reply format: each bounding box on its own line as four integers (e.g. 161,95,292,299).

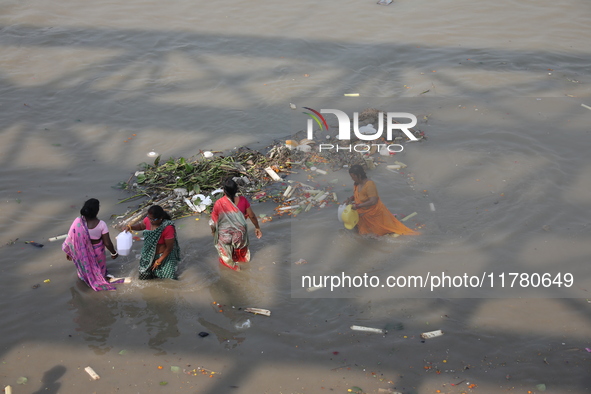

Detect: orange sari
354,180,420,236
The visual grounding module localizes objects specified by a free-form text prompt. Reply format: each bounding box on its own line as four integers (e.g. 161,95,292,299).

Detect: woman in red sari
210,179,261,271
347,165,420,237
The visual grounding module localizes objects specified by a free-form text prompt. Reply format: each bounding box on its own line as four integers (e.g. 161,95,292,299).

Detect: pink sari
62,217,115,291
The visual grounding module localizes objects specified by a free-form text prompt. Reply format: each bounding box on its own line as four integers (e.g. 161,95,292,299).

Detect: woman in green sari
125,205,180,279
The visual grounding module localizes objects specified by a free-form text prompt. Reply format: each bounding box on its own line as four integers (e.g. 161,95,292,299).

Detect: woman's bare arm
246,207,262,239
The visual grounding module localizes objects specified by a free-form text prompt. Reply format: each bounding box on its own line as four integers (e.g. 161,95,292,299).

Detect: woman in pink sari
62,199,119,291
210,179,262,271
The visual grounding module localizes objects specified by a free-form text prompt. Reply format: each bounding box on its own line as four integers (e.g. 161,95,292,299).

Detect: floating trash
351,325,386,334
235,319,251,330
245,307,271,316
191,194,213,213
400,212,417,222
84,366,100,380
421,329,443,339
359,124,377,135
115,116,424,226
48,234,67,242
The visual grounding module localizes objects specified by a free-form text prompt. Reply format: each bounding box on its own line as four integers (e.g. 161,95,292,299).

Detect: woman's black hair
148,205,171,221
223,178,238,201
348,164,367,180
80,198,100,219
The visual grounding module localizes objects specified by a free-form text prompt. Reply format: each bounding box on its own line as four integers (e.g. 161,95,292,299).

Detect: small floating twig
331,364,351,371
48,234,67,242
401,212,417,222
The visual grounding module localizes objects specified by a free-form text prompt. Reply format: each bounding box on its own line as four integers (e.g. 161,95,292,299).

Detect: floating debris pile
115,146,295,224
115,108,426,225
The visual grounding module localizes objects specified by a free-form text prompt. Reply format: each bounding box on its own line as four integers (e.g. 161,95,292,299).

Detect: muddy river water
1,0,591,393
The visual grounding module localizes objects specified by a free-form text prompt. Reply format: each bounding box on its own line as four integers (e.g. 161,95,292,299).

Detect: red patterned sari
210,196,250,270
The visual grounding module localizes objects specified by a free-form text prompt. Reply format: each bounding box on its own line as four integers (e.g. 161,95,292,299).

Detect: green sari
139,219,180,279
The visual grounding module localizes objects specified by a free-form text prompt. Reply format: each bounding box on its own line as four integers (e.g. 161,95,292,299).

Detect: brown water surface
1,0,591,393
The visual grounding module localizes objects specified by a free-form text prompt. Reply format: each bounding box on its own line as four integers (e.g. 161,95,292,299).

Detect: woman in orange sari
346,164,420,236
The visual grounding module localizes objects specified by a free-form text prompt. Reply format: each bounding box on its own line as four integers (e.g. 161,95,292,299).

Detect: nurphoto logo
302,107,418,153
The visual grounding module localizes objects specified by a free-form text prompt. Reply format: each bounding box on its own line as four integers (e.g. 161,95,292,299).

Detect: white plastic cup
116,231,133,256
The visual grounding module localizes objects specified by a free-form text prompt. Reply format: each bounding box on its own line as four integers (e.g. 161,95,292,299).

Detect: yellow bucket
341,204,359,230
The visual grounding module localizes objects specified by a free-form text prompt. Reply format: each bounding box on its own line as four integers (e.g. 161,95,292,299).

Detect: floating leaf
159,381,168,386
349,386,363,394
111,181,128,190
118,349,128,355
137,162,151,170
136,174,146,184
16,376,28,384
170,366,181,373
